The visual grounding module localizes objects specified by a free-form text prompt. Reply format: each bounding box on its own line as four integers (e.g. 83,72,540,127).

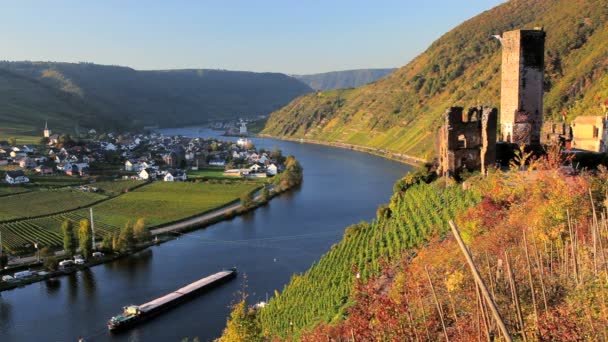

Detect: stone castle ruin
436,28,545,176
436,107,497,176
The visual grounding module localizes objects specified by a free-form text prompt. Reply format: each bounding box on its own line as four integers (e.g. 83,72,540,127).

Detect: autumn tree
133,218,151,243
217,299,262,342
78,219,93,258
117,221,135,252
61,220,76,257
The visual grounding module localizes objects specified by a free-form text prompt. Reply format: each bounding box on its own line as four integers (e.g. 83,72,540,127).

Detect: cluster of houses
122,135,282,181
2,122,284,185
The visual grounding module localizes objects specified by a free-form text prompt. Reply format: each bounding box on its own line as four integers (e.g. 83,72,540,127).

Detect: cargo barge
108,268,237,332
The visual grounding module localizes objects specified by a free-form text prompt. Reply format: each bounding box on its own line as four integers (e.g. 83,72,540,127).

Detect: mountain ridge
262,0,608,160
292,68,396,91
0,61,313,136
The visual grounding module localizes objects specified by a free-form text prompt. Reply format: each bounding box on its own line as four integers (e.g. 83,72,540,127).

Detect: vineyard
0,180,259,253
0,189,107,221
258,181,481,338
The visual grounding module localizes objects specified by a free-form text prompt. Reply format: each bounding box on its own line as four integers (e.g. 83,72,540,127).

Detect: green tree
61,220,76,257
102,233,114,251
43,256,59,271
261,186,271,202
39,246,54,258
7,137,17,146
240,191,254,209
218,299,262,342
133,218,151,243
78,219,93,258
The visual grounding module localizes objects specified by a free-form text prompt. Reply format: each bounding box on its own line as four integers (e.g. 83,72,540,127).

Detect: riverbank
258,134,426,167
0,182,294,292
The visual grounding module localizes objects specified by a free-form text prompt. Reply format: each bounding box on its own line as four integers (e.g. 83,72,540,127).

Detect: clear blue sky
2,0,504,74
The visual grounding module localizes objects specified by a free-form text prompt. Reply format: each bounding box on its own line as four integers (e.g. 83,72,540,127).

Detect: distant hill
292,68,395,90
263,0,608,160
0,61,312,136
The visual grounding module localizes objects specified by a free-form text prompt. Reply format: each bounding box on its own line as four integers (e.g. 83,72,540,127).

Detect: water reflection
81,269,97,298
67,273,79,302
0,297,12,330
44,277,61,296
104,249,153,279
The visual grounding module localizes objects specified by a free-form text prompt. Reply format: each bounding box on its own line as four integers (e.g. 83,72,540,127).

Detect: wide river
0,128,412,342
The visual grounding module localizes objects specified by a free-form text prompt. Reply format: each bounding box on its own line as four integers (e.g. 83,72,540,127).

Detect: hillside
0,61,312,136
0,68,110,140
219,155,608,340
262,0,608,160
292,68,395,91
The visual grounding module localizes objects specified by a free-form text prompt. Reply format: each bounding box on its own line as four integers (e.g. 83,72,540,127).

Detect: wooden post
425,266,449,342
449,220,512,342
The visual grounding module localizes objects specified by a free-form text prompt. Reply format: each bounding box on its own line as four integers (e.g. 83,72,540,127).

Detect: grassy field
27,174,90,188
0,189,107,221
187,167,228,178
92,179,146,196
90,181,260,228
0,185,30,197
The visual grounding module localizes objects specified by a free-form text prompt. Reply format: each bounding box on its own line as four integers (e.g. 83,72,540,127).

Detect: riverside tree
133,218,151,243
78,219,93,258
261,186,271,202
117,221,135,252
240,191,254,209
61,220,76,257
218,299,262,342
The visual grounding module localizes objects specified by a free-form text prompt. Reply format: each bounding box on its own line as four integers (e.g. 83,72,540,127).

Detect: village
0,122,304,285
1,122,283,186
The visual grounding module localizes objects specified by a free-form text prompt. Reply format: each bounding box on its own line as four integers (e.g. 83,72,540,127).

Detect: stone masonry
437,106,497,176
500,29,545,145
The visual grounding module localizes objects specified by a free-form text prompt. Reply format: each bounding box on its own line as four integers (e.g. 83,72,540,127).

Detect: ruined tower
436,106,497,176
500,29,545,145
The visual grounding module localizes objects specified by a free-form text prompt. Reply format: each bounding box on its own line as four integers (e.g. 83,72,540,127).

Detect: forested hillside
263,0,608,160
0,61,312,136
293,68,395,91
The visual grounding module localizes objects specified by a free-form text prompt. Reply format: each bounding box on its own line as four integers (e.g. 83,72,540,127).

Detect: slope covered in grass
263,0,608,160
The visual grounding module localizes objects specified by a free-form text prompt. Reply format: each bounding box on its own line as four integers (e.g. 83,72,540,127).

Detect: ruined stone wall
500,29,545,145
437,106,497,176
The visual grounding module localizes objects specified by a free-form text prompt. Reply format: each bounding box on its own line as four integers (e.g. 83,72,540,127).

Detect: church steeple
43,120,51,138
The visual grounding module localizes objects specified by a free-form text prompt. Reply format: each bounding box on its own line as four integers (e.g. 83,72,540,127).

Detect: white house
209,160,226,167
5,171,29,184
267,164,278,176
125,160,135,171
249,164,262,172
164,170,187,182
139,169,153,180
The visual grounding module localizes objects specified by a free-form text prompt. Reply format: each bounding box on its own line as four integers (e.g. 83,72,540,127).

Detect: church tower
500,29,545,145
43,121,51,138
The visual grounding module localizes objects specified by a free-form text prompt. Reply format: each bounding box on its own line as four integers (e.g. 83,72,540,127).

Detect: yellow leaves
445,270,465,293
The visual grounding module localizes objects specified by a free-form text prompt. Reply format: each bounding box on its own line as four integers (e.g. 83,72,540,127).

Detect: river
0,128,412,342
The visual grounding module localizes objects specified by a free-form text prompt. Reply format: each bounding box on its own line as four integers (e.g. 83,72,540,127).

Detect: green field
92,180,146,196
0,179,260,252
91,181,260,228
187,168,227,178
0,185,30,197
0,189,107,221
27,174,90,188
